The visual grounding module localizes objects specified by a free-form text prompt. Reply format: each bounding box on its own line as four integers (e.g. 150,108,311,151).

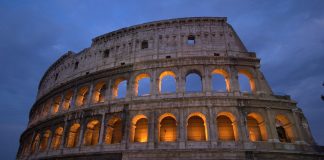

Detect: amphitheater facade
17,17,323,160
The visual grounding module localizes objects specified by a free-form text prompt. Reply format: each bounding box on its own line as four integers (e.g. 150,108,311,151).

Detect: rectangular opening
214,53,220,56
166,56,171,59
74,62,79,70
103,49,110,58
121,62,125,66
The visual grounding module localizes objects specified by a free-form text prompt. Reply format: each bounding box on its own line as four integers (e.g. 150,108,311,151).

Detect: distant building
17,17,323,160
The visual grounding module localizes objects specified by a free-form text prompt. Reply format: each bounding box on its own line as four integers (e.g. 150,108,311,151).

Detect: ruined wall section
37,17,253,100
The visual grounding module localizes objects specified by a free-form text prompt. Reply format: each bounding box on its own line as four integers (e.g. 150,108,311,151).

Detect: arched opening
83,120,100,146
76,86,89,106
247,113,267,141
134,73,150,96
113,78,127,99
275,114,294,143
52,96,61,114
141,40,148,49
66,123,80,148
187,113,207,141
217,112,238,141
39,130,51,152
211,69,230,92
185,71,202,92
130,115,148,143
187,35,195,45
42,100,51,117
51,127,63,150
30,133,40,153
238,69,255,92
92,82,107,103
159,113,177,142
62,90,73,111
159,71,176,93
105,117,123,144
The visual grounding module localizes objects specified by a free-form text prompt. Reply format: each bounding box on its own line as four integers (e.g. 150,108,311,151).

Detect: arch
130,114,148,143
238,69,255,92
211,69,230,92
51,127,64,150
247,112,267,141
185,70,202,92
62,90,73,111
187,112,208,141
134,73,150,96
92,81,107,103
30,133,40,153
112,78,127,98
52,96,61,114
217,112,238,141
158,70,176,93
42,100,51,117
76,86,89,106
83,119,101,146
66,123,80,148
39,130,51,152
275,114,295,143
158,113,177,142
105,117,123,144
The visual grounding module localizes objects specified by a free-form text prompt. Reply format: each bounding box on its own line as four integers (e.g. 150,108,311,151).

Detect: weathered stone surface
17,17,323,160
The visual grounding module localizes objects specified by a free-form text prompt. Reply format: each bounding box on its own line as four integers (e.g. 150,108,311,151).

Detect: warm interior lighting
217,115,235,141
62,90,73,110
52,96,61,113
39,130,51,152
187,113,207,141
51,127,63,150
92,82,106,103
134,73,150,96
130,115,148,143
275,114,294,143
159,115,177,142
212,69,230,92
66,123,80,148
247,113,267,142
238,69,255,92
158,71,176,93
105,117,122,144
76,86,89,106
83,120,100,146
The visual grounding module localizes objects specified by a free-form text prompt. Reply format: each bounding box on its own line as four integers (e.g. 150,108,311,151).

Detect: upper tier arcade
38,17,252,99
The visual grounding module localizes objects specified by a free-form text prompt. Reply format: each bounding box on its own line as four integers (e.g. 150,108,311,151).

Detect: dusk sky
1,1,324,159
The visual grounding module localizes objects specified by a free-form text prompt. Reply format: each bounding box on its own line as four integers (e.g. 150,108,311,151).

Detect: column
99,114,106,144
70,87,78,109
291,109,305,144
148,111,155,149
86,83,94,106
229,66,240,94
178,108,185,149
265,107,279,142
208,106,217,144
60,118,69,150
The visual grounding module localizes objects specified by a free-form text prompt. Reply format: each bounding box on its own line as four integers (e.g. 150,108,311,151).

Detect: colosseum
17,17,323,160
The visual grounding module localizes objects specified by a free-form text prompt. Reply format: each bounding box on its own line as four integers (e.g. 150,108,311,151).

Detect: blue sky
0,0,324,159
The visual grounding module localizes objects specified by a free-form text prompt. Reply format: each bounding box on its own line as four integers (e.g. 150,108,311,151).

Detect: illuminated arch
134,73,151,96
112,77,127,98
211,69,230,92
92,81,107,103
158,70,176,93
130,114,148,143
42,100,51,117
105,116,123,144
51,127,64,150
187,112,208,141
83,119,100,146
52,96,61,114
39,130,51,152
158,113,177,142
76,86,89,106
62,90,73,111
247,112,267,141
66,123,80,148
217,112,238,141
275,114,295,143
238,69,255,92
185,70,203,92
30,133,40,153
